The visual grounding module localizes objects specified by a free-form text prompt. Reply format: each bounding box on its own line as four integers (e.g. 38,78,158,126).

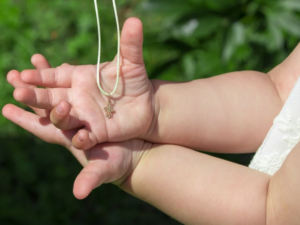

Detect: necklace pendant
104,98,114,119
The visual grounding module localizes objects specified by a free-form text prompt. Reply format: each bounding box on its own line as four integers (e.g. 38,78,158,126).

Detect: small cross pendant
104,98,114,118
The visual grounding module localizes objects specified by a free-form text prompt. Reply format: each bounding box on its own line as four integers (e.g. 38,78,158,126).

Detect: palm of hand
61,61,154,143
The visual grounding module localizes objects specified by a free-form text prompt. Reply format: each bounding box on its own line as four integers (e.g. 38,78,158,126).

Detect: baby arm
150,71,282,153
266,141,300,225
121,141,300,224
121,143,270,224
120,142,300,225
156,42,300,153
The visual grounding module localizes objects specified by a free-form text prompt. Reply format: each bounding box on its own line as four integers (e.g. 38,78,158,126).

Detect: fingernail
56,104,63,114
77,133,84,142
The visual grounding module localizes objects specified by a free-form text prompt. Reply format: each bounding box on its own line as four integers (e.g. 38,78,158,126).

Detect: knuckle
46,89,54,106
54,67,59,86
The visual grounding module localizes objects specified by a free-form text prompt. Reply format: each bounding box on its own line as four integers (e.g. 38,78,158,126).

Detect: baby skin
3,18,300,224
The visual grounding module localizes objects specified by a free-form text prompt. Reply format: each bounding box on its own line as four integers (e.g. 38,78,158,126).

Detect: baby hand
2,99,151,199
73,139,151,199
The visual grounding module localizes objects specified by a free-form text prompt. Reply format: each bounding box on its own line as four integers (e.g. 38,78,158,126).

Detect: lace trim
249,151,289,175
249,109,300,175
273,109,300,148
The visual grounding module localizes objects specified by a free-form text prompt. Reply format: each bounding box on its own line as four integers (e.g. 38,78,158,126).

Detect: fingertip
72,130,90,150
73,186,89,200
2,104,14,118
122,17,143,44
124,17,143,34
13,88,27,102
50,100,72,127
1,104,23,121
60,100,71,113
7,70,19,85
56,100,71,115
73,175,93,200
73,164,104,199
31,53,42,64
31,54,51,69
121,17,144,65
7,70,37,89
61,63,70,67
77,130,88,143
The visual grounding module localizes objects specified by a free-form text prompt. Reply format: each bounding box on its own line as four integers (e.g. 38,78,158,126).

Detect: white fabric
249,77,300,175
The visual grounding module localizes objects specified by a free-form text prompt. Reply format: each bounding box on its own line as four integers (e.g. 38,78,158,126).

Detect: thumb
119,17,144,65
73,162,108,199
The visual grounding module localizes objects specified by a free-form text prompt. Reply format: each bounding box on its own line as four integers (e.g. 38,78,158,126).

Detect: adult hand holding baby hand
4,18,156,151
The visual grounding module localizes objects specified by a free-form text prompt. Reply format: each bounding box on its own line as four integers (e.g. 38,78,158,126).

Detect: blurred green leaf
203,0,238,11
266,20,284,50
279,0,300,11
223,22,246,62
193,16,223,38
141,0,192,14
276,12,300,36
182,53,196,79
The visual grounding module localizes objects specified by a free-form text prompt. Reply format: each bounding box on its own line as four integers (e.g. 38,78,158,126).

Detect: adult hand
7,18,156,150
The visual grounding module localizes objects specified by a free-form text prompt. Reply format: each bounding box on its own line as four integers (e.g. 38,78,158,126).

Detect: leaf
278,0,300,11
204,0,238,11
172,19,199,38
140,0,191,16
272,11,300,37
222,22,246,62
139,0,194,33
268,23,284,50
182,53,196,79
193,16,223,38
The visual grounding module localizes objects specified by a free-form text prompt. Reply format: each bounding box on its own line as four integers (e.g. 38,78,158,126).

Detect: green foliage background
0,0,299,224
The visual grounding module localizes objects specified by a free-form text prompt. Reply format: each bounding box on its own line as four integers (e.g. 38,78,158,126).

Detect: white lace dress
249,78,300,175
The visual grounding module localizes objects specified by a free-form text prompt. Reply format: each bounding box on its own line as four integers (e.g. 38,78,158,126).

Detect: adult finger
7,70,36,89
7,70,48,117
30,54,52,116
2,104,67,146
31,54,52,69
50,100,83,130
2,104,88,167
13,87,69,110
20,66,75,88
